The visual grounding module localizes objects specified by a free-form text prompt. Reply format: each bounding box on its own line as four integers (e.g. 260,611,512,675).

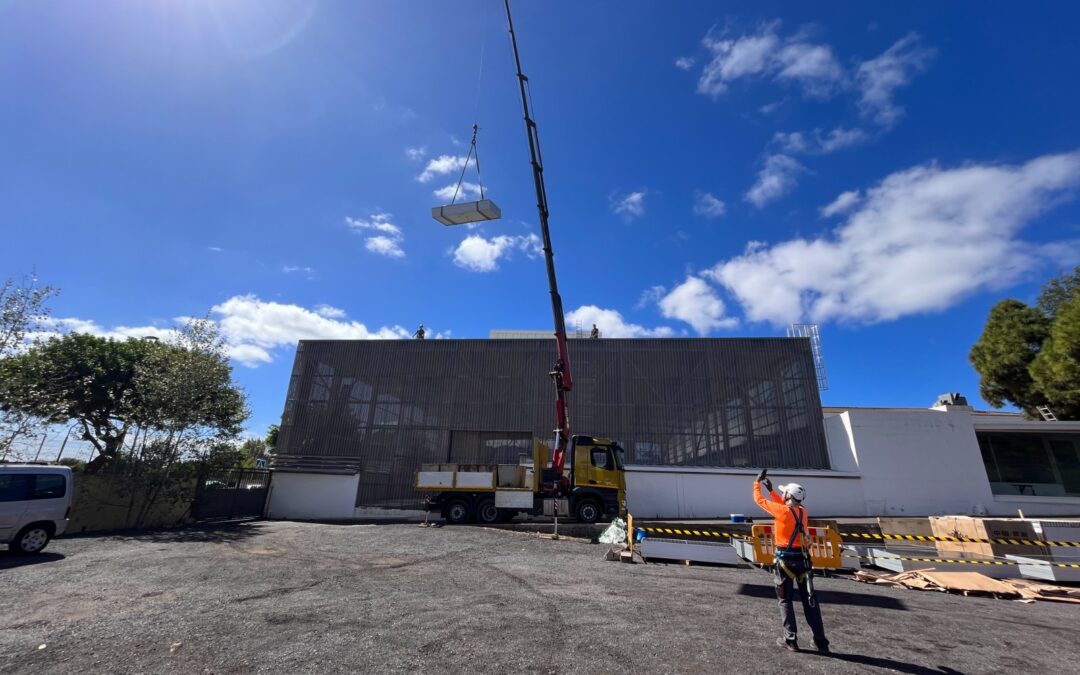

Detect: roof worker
413,324,426,340
590,324,600,339
753,469,829,654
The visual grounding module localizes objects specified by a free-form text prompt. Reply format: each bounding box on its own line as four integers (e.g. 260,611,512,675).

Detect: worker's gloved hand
762,478,773,492
756,469,768,482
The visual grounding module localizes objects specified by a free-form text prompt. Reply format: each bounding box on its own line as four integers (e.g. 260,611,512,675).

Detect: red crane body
505,0,573,487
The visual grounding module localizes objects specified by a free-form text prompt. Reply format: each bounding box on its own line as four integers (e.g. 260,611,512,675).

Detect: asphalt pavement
1,521,1077,674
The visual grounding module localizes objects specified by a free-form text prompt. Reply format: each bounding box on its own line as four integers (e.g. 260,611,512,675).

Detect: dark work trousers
773,553,828,647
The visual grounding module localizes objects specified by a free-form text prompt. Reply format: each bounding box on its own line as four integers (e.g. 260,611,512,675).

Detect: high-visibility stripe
838,531,1080,547
637,526,1080,548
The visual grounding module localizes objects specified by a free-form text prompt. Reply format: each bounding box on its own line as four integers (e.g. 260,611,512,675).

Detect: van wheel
445,500,472,525
12,524,52,555
576,499,601,524
475,499,500,524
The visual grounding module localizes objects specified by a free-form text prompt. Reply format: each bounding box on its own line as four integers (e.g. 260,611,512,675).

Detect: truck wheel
575,499,601,524
11,523,52,555
445,500,472,525
475,499,500,524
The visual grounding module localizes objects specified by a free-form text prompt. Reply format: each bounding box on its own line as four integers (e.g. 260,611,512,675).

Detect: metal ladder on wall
1037,405,1058,421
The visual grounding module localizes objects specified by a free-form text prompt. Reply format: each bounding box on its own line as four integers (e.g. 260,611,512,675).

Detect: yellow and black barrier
635,525,1080,548
838,531,1080,548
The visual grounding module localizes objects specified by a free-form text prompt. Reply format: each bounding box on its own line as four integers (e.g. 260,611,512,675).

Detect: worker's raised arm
769,489,785,504
753,481,785,517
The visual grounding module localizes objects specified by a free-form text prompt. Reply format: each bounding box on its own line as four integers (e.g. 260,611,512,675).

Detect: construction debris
853,568,1080,603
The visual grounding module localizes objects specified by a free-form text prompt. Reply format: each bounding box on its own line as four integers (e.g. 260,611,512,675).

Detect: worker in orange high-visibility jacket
753,469,829,654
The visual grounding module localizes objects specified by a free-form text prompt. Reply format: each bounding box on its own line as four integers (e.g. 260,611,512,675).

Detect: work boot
776,637,799,652
815,642,830,655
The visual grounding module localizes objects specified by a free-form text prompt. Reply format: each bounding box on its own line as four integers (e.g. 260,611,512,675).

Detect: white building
626,403,1080,519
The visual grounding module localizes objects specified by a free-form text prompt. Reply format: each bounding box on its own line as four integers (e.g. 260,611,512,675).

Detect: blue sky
4,0,1080,441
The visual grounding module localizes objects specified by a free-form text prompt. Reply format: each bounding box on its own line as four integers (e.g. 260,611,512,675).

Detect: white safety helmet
780,483,806,503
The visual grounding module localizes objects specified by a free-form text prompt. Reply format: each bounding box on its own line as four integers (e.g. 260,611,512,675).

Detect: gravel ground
1,521,1077,674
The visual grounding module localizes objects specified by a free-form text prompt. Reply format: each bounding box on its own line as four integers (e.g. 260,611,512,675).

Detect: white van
0,464,72,554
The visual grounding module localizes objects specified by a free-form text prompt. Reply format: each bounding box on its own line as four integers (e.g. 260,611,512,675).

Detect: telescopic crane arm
504,0,573,484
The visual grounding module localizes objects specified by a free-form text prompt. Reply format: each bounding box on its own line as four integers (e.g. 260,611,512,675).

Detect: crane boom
504,0,573,484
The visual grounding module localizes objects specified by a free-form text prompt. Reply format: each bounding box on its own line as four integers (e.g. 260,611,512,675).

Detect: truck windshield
611,443,626,471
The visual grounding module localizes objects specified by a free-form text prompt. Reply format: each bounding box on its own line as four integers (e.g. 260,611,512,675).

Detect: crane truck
416,1,628,525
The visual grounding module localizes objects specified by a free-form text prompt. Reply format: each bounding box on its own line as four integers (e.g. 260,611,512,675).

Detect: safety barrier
635,525,1080,549
839,531,1080,548
750,524,843,569
855,554,1080,569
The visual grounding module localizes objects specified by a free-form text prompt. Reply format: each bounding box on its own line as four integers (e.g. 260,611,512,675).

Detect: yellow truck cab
416,434,627,525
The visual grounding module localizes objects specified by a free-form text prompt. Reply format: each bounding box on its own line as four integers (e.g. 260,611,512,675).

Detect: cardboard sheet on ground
854,568,1080,603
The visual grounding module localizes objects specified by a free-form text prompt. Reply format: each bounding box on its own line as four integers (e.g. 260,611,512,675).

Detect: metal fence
275,338,829,508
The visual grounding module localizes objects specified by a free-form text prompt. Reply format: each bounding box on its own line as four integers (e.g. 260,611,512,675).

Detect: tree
1030,293,1080,419
1038,266,1080,319
0,320,247,473
969,299,1051,415
0,333,155,469
265,424,279,452
0,273,57,457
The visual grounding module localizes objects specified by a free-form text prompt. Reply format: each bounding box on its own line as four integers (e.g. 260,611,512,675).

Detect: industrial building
267,337,1080,521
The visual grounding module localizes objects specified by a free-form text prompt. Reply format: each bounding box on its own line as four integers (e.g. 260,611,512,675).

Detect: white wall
841,408,995,517
626,468,865,519
267,471,359,520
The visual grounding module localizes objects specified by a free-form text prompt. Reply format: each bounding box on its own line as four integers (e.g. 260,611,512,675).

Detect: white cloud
697,23,843,99
43,318,177,343
636,285,667,309
451,233,542,272
405,146,427,161
709,150,1080,326
282,265,314,274
211,295,409,367
434,181,483,202
773,127,868,155
820,190,861,217
208,246,223,253
612,190,646,220
657,276,738,334
417,154,472,183
365,236,405,258
693,191,727,219
745,154,804,207
775,42,843,97
346,214,406,259
856,33,936,127
675,56,696,71
565,305,673,338
314,304,346,319
39,296,426,368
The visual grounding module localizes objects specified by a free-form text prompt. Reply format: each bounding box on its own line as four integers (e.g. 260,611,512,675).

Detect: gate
192,469,270,520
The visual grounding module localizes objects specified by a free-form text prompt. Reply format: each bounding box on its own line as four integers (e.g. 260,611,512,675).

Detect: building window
976,432,1080,497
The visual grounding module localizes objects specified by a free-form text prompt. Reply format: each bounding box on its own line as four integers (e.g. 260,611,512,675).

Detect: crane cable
449,20,490,206
449,123,486,205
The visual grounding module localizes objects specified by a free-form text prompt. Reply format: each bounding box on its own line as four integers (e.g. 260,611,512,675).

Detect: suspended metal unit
431,123,502,226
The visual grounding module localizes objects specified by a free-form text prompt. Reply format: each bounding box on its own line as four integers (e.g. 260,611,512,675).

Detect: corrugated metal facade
275,338,829,508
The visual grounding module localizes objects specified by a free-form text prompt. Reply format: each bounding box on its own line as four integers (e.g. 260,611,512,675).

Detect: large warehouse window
977,432,1080,496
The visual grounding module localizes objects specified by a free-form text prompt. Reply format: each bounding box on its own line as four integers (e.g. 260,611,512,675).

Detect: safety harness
775,505,813,585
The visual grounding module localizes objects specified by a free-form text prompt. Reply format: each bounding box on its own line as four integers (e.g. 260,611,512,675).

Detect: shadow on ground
810,651,965,674
0,551,65,570
737,583,907,610
68,520,267,545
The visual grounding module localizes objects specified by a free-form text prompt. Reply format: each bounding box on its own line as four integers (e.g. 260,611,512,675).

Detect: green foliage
971,268,1080,419
0,273,58,458
265,424,279,451
969,300,1050,413
57,457,86,473
1030,293,1080,419
0,318,248,472
1037,266,1080,319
